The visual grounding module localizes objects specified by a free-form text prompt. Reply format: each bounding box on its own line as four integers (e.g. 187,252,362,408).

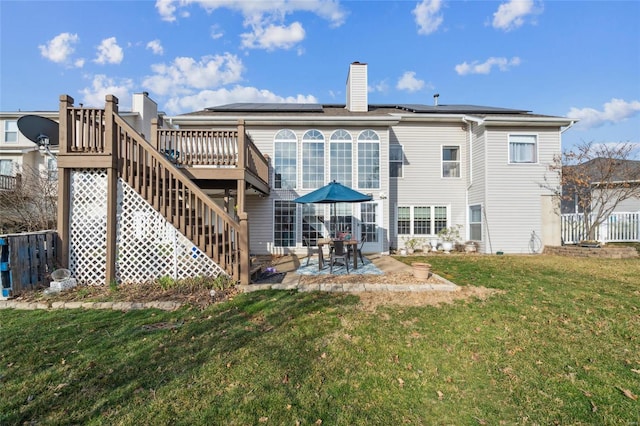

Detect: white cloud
369,80,389,93
455,56,521,75
210,25,224,40
492,0,540,31
39,32,83,67
567,98,640,129
142,53,244,96
241,22,305,50
155,0,347,50
79,74,134,108
94,37,124,65
396,72,425,92
163,85,318,115
146,39,164,55
412,0,444,35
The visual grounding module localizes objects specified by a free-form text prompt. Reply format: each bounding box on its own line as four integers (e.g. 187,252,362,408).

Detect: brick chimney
346,62,368,112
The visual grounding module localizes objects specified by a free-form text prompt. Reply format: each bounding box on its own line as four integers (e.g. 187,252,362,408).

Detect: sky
1,0,639,153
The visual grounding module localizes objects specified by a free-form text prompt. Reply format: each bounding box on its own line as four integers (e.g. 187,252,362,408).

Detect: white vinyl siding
485,127,560,253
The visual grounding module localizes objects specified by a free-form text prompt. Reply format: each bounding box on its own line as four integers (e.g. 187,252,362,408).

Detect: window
397,205,448,235
274,201,297,247
509,134,537,163
397,206,411,235
442,146,460,177
302,130,324,189
413,206,431,234
274,129,297,189
390,145,403,178
357,129,380,189
330,129,352,187
469,205,482,241
302,204,325,246
0,160,14,176
4,121,18,143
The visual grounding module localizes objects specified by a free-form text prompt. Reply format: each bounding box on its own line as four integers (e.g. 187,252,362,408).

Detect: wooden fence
561,212,640,244
0,231,57,299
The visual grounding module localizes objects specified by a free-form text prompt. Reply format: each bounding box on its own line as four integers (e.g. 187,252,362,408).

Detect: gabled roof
565,157,640,184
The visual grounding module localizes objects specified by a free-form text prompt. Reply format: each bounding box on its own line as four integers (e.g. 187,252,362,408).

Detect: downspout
561,120,577,134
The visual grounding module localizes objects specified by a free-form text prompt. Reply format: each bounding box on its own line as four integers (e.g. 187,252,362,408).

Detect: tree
0,164,57,233
548,141,640,241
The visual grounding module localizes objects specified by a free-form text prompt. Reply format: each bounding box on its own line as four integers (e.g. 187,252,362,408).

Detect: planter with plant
402,236,422,254
437,225,461,253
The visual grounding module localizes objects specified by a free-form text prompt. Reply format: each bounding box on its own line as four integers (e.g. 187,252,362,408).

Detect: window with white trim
274,200,297,247
469,205,482,241
390,144,403,178
4,121,18,143
442,146,460,177
397,205,448,235
0,159,15,176
357,129,380,189
274,129,297,189
330,129,352,187
302,129,324,189
509,134,537,163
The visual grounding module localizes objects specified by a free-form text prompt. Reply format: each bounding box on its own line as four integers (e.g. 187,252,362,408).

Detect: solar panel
207,103,324,112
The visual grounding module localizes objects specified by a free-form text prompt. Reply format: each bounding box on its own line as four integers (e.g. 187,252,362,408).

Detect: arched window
302,129,324,189
273,129,297,189
357,129,380,189
330,129,352,187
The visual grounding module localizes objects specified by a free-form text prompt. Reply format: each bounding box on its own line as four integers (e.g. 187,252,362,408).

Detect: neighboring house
0,92,158,229
47,62,574,286
561,158,640,214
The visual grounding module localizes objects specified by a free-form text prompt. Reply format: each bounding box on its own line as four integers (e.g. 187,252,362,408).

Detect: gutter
165,115,401,127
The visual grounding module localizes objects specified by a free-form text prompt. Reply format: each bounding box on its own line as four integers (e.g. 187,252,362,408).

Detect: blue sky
1,0,639,152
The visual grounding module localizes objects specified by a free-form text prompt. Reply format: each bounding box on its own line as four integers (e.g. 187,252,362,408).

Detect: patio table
317,239,359,270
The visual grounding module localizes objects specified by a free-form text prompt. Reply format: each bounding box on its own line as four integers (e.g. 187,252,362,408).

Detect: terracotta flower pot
412,262,431,280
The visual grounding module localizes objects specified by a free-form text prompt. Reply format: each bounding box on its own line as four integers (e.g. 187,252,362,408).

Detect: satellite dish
17,115,59,146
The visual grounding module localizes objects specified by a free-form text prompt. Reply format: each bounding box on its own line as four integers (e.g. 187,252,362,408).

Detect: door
356,200,383,253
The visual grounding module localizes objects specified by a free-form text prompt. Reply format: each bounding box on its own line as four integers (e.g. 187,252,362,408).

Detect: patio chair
330,240,349,274
354,234,366,267
303,236,324,268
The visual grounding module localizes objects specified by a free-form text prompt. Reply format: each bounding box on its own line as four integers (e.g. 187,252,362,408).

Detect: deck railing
58,95,250,284
561,212,640,244
0,174,19,191
155,128,269,180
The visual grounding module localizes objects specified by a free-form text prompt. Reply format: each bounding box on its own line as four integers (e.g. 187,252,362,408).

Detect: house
49,62,573,286
0,93,158,231
561,157,640,214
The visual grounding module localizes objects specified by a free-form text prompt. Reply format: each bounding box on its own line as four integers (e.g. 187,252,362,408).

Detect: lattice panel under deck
68,169,224,285
69,169,108,285
116,181,224,284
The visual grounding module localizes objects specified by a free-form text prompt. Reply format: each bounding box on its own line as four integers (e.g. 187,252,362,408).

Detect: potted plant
437,225,461,254
411,262,431,280
402,236,421,254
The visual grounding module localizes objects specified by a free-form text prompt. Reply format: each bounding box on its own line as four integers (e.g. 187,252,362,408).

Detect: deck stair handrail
59,95,249,284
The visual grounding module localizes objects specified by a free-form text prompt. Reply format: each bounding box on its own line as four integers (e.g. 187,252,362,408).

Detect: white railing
561,212,640,244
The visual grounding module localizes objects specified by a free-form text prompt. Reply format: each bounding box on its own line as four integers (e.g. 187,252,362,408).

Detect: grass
1,255,639,425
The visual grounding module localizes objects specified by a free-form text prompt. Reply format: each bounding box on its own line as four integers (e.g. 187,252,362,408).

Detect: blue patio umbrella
294,180,372,238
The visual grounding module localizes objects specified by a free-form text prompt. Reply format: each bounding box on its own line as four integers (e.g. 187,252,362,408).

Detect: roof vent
433,93,440,106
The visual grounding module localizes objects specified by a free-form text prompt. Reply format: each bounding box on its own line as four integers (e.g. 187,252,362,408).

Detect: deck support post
104,95,119,285
56,95,73,269
239,212,249,285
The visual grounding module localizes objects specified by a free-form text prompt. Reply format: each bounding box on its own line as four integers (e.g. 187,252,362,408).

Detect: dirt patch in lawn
354,286,502,311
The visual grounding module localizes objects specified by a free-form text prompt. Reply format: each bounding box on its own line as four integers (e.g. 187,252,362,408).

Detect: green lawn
1,255,639,425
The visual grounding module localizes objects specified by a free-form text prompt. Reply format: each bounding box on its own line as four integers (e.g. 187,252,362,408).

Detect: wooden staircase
55,95,270,285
